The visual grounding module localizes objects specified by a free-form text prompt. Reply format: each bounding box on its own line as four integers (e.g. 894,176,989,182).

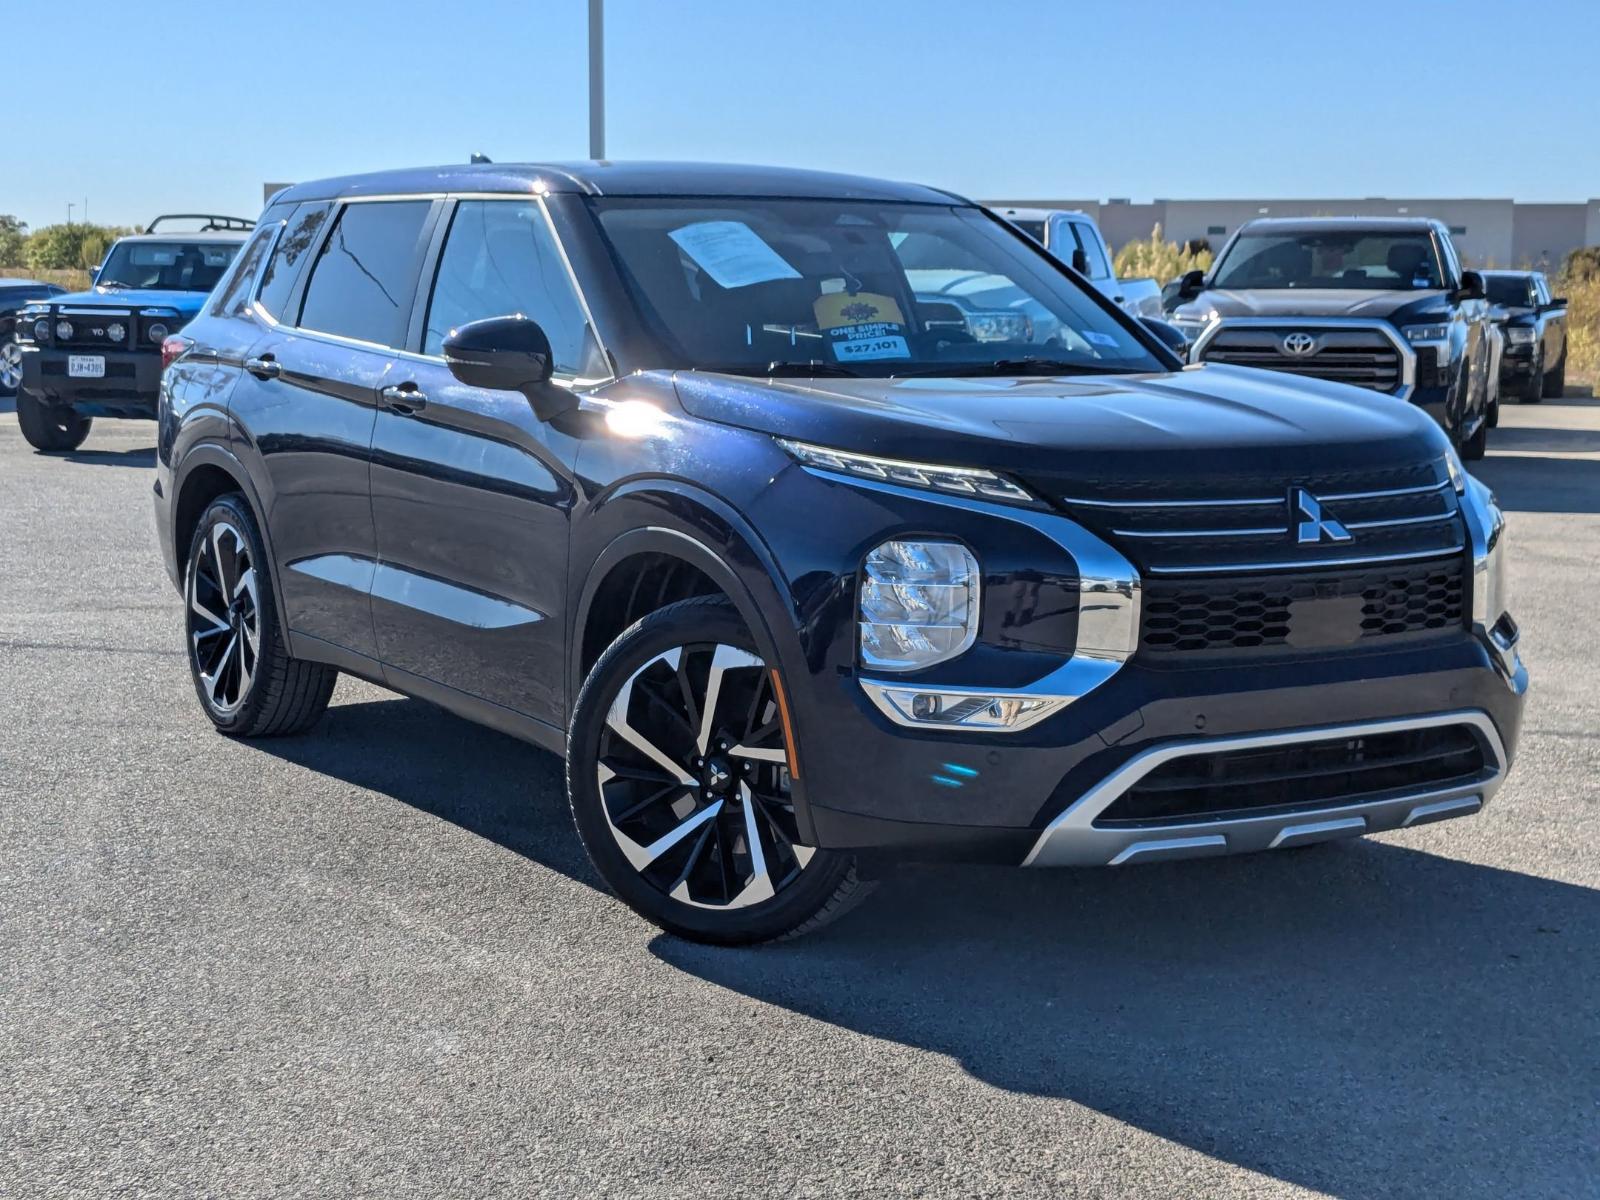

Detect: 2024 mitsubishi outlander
154,163,1526,943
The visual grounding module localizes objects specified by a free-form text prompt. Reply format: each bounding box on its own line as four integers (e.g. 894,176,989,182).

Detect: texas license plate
68,355,105,378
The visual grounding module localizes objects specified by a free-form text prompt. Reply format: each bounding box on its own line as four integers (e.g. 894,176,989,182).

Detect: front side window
211,222,279,316
1068,223,1110,278
590,197,1161,377
423,199,601,376
297,200,430,347
96,239,242,292
1213,231,1447,291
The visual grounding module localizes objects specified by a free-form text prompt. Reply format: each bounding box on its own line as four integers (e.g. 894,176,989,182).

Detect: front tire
0,334,22,398
567,596,867,944
185,494,336,737
1543,348,1566,398
16,393,91,452
1459,413,1488,461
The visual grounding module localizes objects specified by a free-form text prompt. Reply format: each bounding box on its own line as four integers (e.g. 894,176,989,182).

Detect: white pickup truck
992,207,1163,318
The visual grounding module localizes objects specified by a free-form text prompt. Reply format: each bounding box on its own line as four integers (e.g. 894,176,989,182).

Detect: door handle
378,382,427,415
244,354,280,380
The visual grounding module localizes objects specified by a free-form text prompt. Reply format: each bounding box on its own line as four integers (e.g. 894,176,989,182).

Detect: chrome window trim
1023,709,1507,867
805,470,1139,732
1192,317,1417,400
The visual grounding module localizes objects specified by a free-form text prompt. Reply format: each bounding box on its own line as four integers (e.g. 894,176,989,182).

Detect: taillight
161,335,194,371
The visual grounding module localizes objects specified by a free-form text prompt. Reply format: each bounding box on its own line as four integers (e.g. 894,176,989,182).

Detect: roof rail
144,214,256,234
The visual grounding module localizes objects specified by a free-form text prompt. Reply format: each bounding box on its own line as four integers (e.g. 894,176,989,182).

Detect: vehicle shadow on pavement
248,695,600,889
60,446,157,468
1473,453,1600,515
653,844,1598,1198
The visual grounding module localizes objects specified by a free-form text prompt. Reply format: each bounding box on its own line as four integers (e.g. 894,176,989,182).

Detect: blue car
12,214,251,451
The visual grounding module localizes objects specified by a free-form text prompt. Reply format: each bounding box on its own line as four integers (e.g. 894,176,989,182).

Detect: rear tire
1543,349,1566,398
16,393,91,452
567,595,868,944
185,494,336,737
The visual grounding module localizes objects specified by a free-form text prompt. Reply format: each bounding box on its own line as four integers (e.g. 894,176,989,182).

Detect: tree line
0,215,139,273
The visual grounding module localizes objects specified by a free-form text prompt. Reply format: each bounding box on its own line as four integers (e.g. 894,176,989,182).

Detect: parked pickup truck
1481,269,1568,403
993,207,1162,317
12,214,251,452
1168,217,1496,459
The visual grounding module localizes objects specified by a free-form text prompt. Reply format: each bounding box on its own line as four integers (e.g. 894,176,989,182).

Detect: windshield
1213,231,1446,291
1484,276,1533,307
97,240,241,291
588,198,1163,376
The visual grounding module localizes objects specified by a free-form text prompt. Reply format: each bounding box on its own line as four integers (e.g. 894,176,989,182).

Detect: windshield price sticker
1081,330,1119,348
831,322,911,361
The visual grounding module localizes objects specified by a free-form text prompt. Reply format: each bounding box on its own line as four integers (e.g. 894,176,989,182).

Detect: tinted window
423,200,599,375
1485,275,1534,307
1007,219,1047,244
1213,231,1446,291
211,222,279,316
258,201,332,320
1069,223,1110,278
298,200,430,346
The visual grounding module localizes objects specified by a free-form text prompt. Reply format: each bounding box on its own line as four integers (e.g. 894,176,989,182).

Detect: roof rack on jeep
143,214,256,234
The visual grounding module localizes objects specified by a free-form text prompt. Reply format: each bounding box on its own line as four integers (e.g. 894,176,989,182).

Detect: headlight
1505,326,1536,345
107,323,126,343
965,311,1031,342
1443,447,1466,494
32,319,49,342
146,322,169,343
1404,323,1450,342
779,439,1035,505
1168,313,1214,338
55,320,74,340
859,540,979,672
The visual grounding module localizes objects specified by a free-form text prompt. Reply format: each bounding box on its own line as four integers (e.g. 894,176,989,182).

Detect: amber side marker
769,668,800,780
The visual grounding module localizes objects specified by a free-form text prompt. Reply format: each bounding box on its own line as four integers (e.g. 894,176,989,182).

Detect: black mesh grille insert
1141,558,1465,655
1096,725,1488,827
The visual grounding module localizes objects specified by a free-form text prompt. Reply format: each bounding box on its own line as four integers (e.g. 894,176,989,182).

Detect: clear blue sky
10,0,1598,232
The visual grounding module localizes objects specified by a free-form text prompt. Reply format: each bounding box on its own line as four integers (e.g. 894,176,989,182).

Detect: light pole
588,0,605,160
66,203,75,228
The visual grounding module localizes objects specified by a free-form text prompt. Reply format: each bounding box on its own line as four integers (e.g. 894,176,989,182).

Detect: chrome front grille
1058,463,1464,577
1197,324,1407,394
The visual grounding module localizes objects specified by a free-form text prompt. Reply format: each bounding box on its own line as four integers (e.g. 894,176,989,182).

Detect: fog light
107,322,126,343
862,681,1067,732
56,320,74,340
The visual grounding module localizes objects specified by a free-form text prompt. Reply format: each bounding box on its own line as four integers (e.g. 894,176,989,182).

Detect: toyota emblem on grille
1279,332,1319,357
1292,488,1352,544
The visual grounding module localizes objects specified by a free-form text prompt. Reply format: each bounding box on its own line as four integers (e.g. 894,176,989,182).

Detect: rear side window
258,201,333,320
298,200,430,346
1069,223,1110,278
210,222,279,316
423,199,600,376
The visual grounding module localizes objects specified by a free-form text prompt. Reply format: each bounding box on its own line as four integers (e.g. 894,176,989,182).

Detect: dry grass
1559,272,1598,392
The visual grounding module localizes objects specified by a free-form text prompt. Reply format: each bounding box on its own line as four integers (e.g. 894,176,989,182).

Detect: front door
368,198,603,728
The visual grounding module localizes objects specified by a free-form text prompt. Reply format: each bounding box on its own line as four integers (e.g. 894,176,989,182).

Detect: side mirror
1177,269,1207,299
1140,316,1190,357
442,315,573,421
1070,247,1089,274
1547,297,1567,310
1456,270,1486,302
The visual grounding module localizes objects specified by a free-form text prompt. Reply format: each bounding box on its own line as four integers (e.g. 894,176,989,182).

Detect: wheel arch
171,443,291,646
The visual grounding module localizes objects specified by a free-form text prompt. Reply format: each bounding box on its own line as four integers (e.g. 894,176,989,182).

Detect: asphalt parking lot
2,396,1597,1199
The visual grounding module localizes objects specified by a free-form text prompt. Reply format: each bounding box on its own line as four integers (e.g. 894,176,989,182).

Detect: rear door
367,196,603,727
228,197,437,662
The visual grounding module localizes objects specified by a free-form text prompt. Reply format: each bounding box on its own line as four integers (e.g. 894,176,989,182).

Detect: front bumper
19,345,162,418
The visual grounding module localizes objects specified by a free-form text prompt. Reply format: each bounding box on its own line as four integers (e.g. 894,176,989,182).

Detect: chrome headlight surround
1460,475,1518,678
1403,322,1451,343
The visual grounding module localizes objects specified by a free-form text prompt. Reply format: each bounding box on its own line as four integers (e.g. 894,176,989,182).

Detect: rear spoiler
144,214,255,234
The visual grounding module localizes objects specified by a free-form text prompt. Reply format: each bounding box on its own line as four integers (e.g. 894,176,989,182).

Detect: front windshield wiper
894,357,1146,378
705,360,865,378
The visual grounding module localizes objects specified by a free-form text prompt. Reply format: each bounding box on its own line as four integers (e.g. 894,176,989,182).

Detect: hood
672,364,1450,493
42,287,209,313
1172,287,1450,324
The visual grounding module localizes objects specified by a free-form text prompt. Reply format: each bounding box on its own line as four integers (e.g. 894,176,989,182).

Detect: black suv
1482,269,1568,402
1169,218,1496,459
154,164,1526,943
